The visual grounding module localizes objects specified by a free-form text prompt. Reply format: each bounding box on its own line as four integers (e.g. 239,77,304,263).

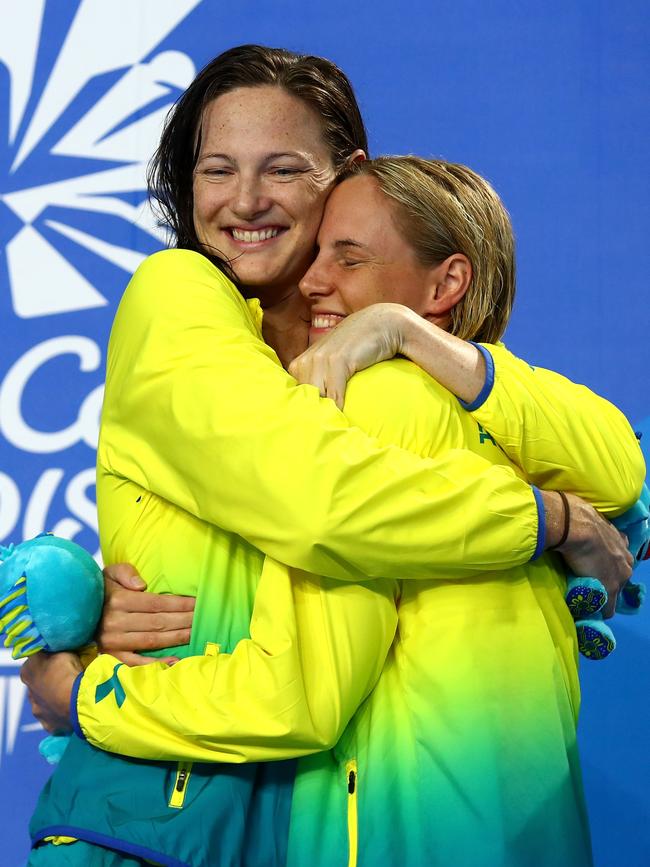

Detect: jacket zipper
168,643,220,808
346,759,358,867
167,642,221,809
169,760,193,809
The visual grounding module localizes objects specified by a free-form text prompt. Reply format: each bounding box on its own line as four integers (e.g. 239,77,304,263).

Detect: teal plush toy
0,533,104,762
565,483,649,660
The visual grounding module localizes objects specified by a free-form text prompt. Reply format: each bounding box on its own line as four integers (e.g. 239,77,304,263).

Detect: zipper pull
169,762,193,809
348,770,356,794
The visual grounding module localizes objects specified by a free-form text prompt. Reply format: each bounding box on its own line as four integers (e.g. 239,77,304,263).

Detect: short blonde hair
343,157,515,343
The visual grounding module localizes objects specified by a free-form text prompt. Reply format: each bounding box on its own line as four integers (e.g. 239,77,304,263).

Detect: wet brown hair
148,44,368,267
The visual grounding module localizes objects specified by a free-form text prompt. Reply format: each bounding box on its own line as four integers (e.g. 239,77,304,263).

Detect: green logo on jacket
477,423,497,446
95,663,126,708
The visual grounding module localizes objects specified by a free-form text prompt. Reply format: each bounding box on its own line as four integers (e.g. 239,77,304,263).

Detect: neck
247,285,310,368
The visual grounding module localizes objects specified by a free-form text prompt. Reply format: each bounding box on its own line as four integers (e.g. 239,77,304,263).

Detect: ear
423,254,472,329
347,148,367,165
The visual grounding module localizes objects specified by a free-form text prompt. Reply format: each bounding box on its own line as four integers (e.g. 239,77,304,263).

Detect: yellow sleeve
468,342,646,515
99,249,542,580
74,561,398,762
78,351,495,762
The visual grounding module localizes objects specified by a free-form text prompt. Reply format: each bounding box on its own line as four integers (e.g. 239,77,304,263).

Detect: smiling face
300,175,440,343
192,86,337,303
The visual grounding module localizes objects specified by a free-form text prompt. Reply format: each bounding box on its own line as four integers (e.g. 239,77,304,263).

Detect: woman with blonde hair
289,155,604,865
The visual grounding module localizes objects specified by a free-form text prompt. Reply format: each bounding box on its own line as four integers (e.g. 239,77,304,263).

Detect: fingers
99,608,193,640
20,653,79,733
103,562,146,590
323,367,347,411
288,351,318,386
620,533,634,568
26,695,53,733
287,355,305,383
290,352,327,394
291,351,349,410
331,390,344,411
600,530,633,619
25,690,49,731
556,494,636,625
107,650,180,667
105,588,195,614
602,592,618,620
291,307,402,404
98,585,194,656
98,625,192,654
19,655,37,686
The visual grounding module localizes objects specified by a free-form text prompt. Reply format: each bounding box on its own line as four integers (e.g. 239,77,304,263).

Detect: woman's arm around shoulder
288,302,645,516
24,562,399,763
100,250,542,581
465,341,645,516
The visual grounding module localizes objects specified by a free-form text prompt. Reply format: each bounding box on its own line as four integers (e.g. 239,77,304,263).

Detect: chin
232,270,268,288
308,327,333,345
230,262,276,286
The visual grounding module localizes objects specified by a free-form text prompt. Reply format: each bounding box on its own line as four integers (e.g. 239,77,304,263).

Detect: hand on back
98,563,195,665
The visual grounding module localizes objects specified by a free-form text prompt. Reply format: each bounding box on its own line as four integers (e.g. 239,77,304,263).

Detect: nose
299,254,333,299
231,173,271,220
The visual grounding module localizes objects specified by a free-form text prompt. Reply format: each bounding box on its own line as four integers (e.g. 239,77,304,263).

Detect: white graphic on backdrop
0,0,202,773
0,651,28,768
0,1,199,553
0,0,198,318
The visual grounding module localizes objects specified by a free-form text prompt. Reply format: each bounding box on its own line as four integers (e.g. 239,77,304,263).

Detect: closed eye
269,167,303,177
198,167,232,177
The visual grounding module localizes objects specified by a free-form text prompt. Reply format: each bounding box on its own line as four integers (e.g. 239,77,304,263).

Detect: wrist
458,342,491,409
70,670,86,740
410,323,487,405
541,490,582,552
398,308,444,362
383,304,422,357
540,490,566,549
547,491,571,551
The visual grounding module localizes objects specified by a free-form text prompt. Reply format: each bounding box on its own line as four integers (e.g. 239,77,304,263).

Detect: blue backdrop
1,2,648,865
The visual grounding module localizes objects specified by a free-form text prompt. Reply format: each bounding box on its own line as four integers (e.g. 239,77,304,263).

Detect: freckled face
192,86,336,300
299,175,436,343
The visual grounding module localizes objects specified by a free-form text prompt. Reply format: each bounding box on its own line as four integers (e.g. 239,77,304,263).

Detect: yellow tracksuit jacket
68,250,643,865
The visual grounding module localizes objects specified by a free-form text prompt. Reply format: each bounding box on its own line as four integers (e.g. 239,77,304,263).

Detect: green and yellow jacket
31,250,644,867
